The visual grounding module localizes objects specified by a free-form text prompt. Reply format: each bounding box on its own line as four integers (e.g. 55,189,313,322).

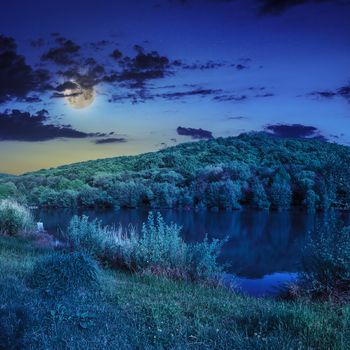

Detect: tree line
1,133,350,211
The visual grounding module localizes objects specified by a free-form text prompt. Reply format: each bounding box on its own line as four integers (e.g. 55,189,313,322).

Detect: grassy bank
1,234,349,350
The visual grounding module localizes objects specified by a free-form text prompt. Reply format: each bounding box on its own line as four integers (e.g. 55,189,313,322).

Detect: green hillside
2,133,350,210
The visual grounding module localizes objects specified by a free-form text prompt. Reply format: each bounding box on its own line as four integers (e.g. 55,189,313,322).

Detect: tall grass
297,217,350,302
0,200,34,236
65,212,224,282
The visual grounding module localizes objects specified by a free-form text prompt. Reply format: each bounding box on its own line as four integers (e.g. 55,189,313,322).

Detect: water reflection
34,208,350,296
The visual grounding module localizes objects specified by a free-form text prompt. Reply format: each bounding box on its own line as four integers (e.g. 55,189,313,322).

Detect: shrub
66,215,108,255
135,212,188,271
28,252,101,297
65,212,225,282
188,236,225,280
0,200,34,235
299,218,350,302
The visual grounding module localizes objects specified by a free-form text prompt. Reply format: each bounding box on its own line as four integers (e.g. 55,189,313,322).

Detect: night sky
0,0,349,174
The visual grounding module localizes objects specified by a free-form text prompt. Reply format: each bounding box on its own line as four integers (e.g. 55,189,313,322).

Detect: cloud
0,35,51,103
235,64,248,70
95,137,127,144
103,47,173,90
264,123,327,140
1,33,257,106
158,88,221,100
0,109,110,142
89,40,111,51
58,64,104,91
55,81,80,92
213,94,247,102
258,0,347,15
177,126,213,139
170,0,349,14
227,116,246,120
111,49,123,60
309,83,350,103
181,60,226,70
41,36,81,65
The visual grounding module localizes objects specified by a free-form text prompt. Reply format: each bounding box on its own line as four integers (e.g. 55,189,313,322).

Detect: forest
1,132,350,211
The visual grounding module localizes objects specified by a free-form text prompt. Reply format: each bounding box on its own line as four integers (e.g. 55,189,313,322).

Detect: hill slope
2,133,350,210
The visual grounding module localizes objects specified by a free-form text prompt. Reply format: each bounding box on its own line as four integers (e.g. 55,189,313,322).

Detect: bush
135,212,188,271
66,215,109,255
28,252,101,297
65,212,225,282
0,200,34,235
299,218,350,302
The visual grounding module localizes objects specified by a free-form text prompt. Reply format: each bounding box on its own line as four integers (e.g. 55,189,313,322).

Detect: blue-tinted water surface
34,208,350,297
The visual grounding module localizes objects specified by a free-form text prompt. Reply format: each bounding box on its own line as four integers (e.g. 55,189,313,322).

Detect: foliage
3,133,350,210
28,251,101,297
135,212,188,270
0,200,34,235
299,217,350,302
65,212,224,282
65,215,109,255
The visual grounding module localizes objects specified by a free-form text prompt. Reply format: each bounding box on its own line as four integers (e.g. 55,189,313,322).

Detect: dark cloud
51,91,82,98
177,126,213,139
103,47,173,91
55,81,80,92
58,64,104,91
111,49,123,60
258,0,347,15
227,116,246,120
1,32,256,106
181,60,225,70
21,96,42,103
264,123,327,140
0,35,51,103
213,94,247,102
95,137,127,144
41,36,80,65
255,92,274,98
235,64,248,70
0,109,109,142
168,0,235,5
310,83,350,103
158,88,221,100
89,40,111,51
169,0,348,15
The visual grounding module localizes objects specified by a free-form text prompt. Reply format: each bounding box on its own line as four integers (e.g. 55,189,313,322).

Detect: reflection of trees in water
36,208,349,279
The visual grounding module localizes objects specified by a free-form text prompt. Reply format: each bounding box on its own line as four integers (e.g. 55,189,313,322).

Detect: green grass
0,235,349,349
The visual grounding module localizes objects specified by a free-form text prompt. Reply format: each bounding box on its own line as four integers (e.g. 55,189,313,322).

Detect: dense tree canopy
2,133,350,211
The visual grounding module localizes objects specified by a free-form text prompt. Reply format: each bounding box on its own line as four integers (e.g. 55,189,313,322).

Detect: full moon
64,85,95,109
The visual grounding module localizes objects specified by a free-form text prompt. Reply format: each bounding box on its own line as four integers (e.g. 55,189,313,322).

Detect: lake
34,208,350,297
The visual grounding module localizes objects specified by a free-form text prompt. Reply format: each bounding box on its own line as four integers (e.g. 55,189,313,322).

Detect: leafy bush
0,200,34,235
135,212,188,271
65,212,225,282
299,218,350,302
66,215,109,255
28,252,101,297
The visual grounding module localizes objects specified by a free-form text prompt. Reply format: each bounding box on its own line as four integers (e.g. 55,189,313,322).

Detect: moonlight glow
64,85,95,109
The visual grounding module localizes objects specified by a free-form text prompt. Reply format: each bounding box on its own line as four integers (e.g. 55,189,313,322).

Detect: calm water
34,208,350,297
